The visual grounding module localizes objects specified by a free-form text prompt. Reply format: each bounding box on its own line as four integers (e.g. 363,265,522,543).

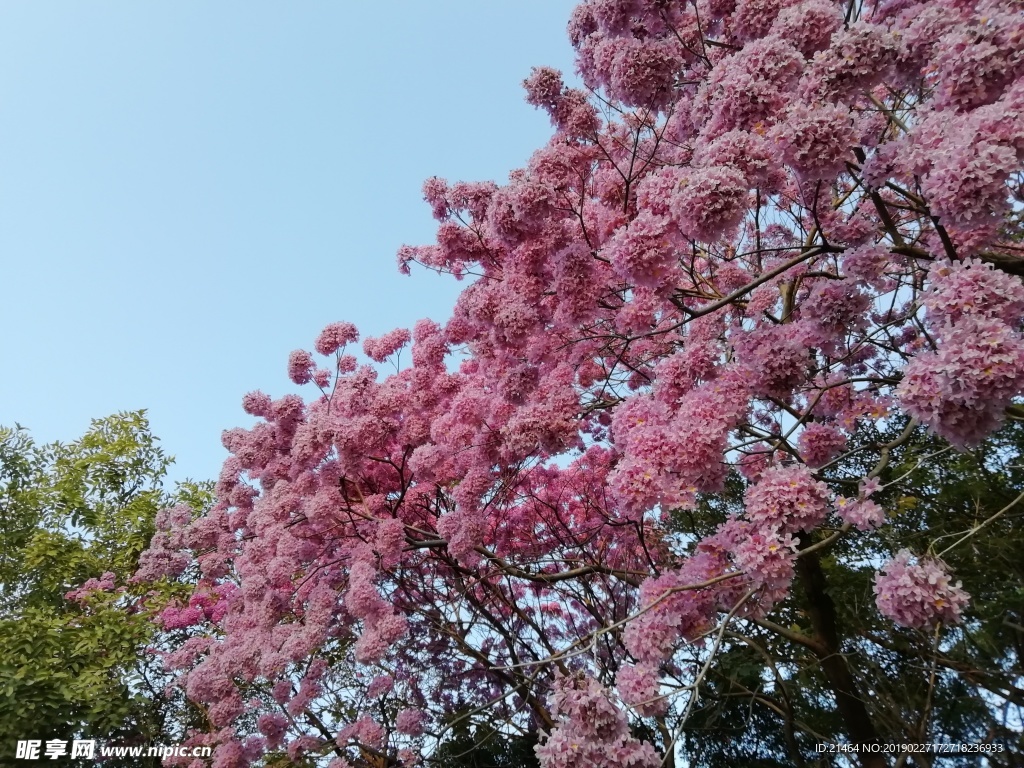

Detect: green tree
0,412,211,762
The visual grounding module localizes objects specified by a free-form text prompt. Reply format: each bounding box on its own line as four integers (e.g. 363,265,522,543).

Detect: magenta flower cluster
898,260,1024,446
127,0,1024,763
874,550,970,629
535,676,661,768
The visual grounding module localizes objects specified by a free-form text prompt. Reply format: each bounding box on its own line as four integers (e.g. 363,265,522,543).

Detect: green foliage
0,413,212,762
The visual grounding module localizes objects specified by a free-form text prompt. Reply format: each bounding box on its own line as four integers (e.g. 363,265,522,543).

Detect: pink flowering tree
137,1,1024,766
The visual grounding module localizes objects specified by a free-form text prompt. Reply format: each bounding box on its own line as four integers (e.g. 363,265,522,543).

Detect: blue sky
0,1,578,484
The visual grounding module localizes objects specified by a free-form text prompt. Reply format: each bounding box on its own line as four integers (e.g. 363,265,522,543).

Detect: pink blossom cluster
314,321,359,355
615,663,665,717
693,129,787,192
337,715,385,750
769,103,856,182
670,166,750,243
770,0,843,58
256,713,288,749
743,465,831,534
728,523,798,612
834,496,885,531
921,259,1024,329
287,350,315,385
132,0,1024,762
609,374,747,516
734,324,813,400
800,279,870,351
607,210,680,288
345,560,409,664
622,538,749,668
797,422,848,468
395,708,426,737
874,550,970,629
365,673,393,699
803,21,902,102
899,260,1024,446
160,605,204,629
65,571,117,603
897,316,1024,447
362,328,411,363
535,675,661,768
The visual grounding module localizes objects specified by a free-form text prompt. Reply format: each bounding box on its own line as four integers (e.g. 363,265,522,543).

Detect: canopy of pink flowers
135,1,1024,765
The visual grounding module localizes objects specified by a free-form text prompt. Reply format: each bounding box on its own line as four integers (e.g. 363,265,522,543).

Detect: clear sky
0,1,578,484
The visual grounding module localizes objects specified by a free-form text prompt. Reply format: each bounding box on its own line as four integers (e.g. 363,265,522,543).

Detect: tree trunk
797,553,888,768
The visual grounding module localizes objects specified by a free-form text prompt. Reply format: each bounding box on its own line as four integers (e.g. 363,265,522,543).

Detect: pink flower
930,11,1024,111
693,129,786,192
523,66,564,111
315,322,359,356
921,142,1016,245
734,324,812,400
616,663,666,717
421,176,449,220
798,423,847,468
834,496,886,530
339,715,384,749
287,350,315,385
802,21,901,102
607,211,679,289
257,713,289,749
524,66,601,135
623,547,735,663
536,675,661,768
64,572,117,602
770,103,856,182
161,605,204,629
286,736,323,762
922,259,1024,329
799,279,870,349
770,0,844,58
395,708,426,736
271,680,292,705
670,166,749,242
731,527,797,611
366,674,394,699
731,0,782,42
842,245,892,289
744,465,831,533
606,36,685,110
859,476,882,497
897,317,1024,447
874,550,970,628
693,36,803,138
241,390,273,417
363,328,412,363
